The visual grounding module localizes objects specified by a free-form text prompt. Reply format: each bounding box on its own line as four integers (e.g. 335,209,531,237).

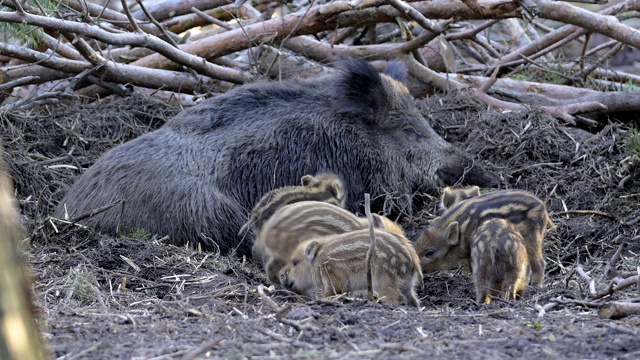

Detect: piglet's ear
330,180,345,201
443,221,460,246
305,241,320,262
441,187,455,209
372,214,384,228
301,175,314,186
337,57,389,125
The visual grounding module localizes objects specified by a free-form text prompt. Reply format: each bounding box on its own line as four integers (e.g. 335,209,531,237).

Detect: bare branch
455,74,640,116
132,1,520,70
0,76,39,92
576,264,597,297
9,0,26,14
498,0,638,66
0,42,220,93
386,0,452,33
121,0,143,33
40,32,83,61
601,242,628,281
0,10,250,83
598,302,640,319
594,273,640,299
132,0,232,22
446,20,500,41
533,0,640,49
63,0,162,35
192,7,233,30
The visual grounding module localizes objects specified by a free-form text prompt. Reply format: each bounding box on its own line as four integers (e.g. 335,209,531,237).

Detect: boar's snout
437,150,499,188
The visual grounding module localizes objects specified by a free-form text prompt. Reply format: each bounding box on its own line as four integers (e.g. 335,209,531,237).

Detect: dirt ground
2,93,640,359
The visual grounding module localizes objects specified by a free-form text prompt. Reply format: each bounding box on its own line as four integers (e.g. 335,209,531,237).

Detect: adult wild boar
55,58,495,256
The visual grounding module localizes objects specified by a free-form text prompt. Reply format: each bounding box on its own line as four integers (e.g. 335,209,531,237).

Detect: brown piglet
438,186,481,214
285,229,422,307
255,201,404,283
240,172,346,237
414,189,554,286
472,219,529,304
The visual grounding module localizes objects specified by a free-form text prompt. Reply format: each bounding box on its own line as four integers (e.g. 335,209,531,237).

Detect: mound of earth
1,93,639,358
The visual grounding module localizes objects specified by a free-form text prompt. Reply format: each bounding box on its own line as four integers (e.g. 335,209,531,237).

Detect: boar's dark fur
55,58,496,256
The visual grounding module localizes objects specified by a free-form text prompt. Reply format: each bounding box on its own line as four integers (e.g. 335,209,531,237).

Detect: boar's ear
443,221,460,246
383,60,408,83
301,174,314,186
305,241,320,262
337,57,389,124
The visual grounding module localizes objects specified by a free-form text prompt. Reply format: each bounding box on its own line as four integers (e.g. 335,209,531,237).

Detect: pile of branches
0,0,639,124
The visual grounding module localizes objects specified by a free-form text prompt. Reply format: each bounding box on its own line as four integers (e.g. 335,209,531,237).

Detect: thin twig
136,0,180,47
192,7,233,30
601,242,627,281
253,325,311,348
256,285,309,331
534,301,558,319
364,193,377,303
553,210,615,219
9,0,26,13
446,20,499,41
386,0,451,33
576,264,596,297
256,284,280,311
120,0,142,33
181,338,224,360
478,65,500,93
594,274,640,299
0,76,40,91
57,199,125,226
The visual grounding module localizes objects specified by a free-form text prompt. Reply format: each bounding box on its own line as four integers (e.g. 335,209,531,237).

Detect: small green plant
534,322,543,329
509,73,532,82
1,0,57,46
507,65,572,85
620,80,640,93
522,321,544,330
66,267,98,303
0,23,41,48
624,127,640,158
127,228,153,240
622,254,640,270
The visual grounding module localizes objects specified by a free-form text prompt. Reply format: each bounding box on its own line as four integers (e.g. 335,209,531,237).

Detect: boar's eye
292,260,299,267
424,249,436,257
403,126,419,138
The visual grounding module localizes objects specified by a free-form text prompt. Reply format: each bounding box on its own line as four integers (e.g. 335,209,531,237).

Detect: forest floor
2,93,640,359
